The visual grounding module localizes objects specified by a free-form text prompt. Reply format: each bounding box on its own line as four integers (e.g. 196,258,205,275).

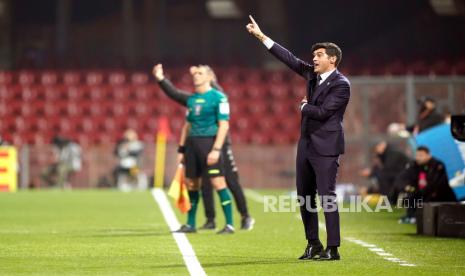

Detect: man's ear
329,56,337,65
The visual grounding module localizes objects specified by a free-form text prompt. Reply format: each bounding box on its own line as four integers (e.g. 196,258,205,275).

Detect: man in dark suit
246,15,350,261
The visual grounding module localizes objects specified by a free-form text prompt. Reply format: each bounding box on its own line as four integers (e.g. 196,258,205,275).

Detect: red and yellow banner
0,146,18,192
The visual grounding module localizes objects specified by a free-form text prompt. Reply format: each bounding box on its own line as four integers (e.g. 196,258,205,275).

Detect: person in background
398,146,457,224
359,141,410,203
408,97,444,135
41,136,82,189
114,129,145,191
153,64,255,230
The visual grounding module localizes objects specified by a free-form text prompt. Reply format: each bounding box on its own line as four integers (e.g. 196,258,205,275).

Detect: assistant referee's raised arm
152,63,190,106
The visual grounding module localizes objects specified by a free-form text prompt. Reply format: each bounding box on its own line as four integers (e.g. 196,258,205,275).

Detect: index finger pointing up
249,15,257,25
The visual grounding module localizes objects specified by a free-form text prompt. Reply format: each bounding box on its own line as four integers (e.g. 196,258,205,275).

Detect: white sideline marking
151,188,206,276
244,190,417,267
244,189,264,203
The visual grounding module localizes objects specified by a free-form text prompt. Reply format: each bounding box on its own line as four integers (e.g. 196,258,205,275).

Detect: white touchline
151,188,207,276
244,189,417,267
244,189,265,203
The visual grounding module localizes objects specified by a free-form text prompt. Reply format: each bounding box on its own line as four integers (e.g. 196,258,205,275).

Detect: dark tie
317,75,322,87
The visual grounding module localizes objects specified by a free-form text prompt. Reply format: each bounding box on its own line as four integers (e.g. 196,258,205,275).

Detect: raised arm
246,15,314,79
152,64,190,106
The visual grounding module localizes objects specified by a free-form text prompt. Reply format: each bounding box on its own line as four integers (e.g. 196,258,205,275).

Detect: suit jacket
269,42,351,156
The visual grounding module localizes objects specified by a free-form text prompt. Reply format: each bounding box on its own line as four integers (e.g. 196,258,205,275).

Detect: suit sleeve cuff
263,37,274,50
300,102,308,111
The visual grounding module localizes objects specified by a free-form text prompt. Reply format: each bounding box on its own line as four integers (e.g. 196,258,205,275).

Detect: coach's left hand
207,150,220,165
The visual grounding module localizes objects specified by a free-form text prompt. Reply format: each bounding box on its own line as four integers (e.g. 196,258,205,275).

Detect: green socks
217,188,233,226
187,190,200,228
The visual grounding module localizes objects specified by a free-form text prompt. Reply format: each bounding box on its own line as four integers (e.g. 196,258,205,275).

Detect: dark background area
1,0,465,72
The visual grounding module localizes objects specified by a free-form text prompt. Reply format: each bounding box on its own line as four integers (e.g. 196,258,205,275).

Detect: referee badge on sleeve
219,102,230,115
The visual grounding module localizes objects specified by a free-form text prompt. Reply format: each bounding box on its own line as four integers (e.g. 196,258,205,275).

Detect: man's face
191,66,212,87
312,48,336,74
415,150,431,165
375,142,387,155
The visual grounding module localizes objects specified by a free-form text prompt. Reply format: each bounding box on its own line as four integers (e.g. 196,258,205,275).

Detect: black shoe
298,242,324,260
173,224,196,233
200,220,216,230
318,247,340,261
241,216,255,230
217,224,235,234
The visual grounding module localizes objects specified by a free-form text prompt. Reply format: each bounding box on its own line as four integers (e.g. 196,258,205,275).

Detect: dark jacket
373,145,410,195
268,42,350,156
418,110,444,133
402,157,457,202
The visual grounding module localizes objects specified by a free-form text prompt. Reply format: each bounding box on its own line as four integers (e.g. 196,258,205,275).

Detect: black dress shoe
298,242,324,260
318,247,340,261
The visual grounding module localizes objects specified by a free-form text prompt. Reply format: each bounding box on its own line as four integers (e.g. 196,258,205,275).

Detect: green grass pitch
1,189,464,275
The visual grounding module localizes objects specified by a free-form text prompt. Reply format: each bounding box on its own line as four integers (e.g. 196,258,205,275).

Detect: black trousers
201,141,250,220
296,138,341,247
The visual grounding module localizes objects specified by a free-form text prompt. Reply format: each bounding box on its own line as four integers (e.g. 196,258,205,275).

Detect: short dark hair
311,42,342,67
417,146,430,154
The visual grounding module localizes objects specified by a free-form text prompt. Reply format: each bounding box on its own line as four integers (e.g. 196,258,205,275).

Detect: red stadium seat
134,85,157,101
63,71,81,85
130,102,151,117
269,84,288,99
249,133,271,145
112,86,131,101
85,71,105,85
66,85,89,101
131,72,150,85
44,85,65,101
268,70,286,83
88,85,110,101
19,104,34,117
243,69,262,85
245,101,267,116
20,85,40,101
108,71,127,86
143,117,159,133
64,101,85,117
40,71,58,85
270,102,292,115
18,71,36,85
0,71,14,85
169,116,184,133
224,84,246,100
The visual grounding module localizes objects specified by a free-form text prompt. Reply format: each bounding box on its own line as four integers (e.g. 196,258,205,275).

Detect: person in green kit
174,65,234,234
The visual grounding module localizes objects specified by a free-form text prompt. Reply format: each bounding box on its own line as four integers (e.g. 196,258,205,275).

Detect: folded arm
301,82,350,121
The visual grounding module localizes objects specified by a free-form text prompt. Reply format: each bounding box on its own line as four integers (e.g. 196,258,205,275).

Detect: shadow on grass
80,228,172,238
149,256,303,270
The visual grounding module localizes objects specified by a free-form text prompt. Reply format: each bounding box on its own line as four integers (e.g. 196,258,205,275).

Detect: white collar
318,69,336,83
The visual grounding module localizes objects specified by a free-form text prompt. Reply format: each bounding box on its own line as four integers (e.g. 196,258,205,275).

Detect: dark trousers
296,138,341,247
201,143,250,220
